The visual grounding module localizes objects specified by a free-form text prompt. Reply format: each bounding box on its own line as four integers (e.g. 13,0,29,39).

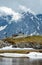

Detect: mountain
37,14,42,34
0,6,41,38
0,7,21,38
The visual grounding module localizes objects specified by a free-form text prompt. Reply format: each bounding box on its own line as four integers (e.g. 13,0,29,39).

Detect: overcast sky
0,0,41,14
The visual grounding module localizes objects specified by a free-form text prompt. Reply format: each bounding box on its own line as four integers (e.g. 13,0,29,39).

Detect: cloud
12,12,22,21
19,5,28,12
19,5,35,15
0,6,22,22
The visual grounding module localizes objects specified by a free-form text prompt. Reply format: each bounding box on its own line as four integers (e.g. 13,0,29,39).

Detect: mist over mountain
0,6,42,38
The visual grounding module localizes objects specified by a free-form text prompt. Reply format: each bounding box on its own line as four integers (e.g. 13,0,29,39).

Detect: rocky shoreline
0,40,42,49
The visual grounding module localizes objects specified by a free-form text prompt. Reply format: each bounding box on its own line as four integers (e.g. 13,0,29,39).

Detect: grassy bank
3,35,42,44
0,49,42,53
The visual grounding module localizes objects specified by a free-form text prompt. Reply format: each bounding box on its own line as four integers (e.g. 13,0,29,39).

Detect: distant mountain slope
37,14,42,34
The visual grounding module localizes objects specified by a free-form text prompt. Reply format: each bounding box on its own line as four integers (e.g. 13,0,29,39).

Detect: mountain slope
37,14,42,34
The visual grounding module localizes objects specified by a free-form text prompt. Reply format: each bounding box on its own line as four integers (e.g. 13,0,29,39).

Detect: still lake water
0,57,42,65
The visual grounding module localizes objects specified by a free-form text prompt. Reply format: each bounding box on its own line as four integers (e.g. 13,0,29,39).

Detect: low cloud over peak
19,5,35,15
0,6,22,22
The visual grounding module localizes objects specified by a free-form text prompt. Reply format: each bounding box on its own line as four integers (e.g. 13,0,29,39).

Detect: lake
0,57,42,65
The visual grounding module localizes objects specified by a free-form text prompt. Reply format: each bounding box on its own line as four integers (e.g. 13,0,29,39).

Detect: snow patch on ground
27,52,42,59
0,52,42,59
0,46,42,59
0,46,34,50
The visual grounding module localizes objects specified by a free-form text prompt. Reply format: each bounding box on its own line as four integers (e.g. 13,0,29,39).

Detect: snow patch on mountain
0,25,7,31
31,16,34,20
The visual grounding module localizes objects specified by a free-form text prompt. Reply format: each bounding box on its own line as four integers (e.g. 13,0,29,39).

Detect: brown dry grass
3,35,42,45
0,49,42,53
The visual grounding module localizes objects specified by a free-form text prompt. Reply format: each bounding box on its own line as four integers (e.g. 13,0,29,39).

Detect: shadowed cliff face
12,42,42,49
